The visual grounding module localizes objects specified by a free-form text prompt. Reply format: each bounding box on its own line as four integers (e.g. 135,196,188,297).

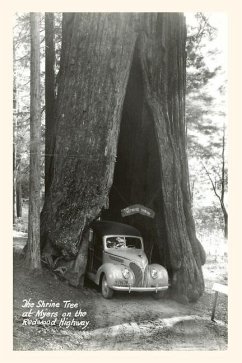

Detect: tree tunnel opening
101,45,172,273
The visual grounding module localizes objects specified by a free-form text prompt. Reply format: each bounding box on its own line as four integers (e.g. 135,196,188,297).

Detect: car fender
148,263,169,286
96,263,125,287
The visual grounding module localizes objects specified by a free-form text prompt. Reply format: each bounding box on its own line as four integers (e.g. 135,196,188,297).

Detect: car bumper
112,285,169,292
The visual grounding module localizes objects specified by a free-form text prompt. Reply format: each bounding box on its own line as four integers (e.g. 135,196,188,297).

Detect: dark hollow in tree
41,13,206,302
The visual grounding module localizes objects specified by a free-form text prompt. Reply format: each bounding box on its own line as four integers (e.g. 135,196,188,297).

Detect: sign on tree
121,204,155,218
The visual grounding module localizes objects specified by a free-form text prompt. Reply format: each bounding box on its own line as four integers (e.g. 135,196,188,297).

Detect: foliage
186,13,228,237
186,12,219,93
13,13,62,200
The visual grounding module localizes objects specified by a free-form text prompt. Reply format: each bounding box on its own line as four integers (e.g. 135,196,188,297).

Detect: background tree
13,13,47,218
186,13,228,239
40,13,205,303
201,122,228,238
13,13,31,223
25,13,42,271
45,12,56,197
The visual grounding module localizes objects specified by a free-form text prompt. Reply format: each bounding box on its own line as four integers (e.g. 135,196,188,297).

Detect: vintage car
86,220,169,299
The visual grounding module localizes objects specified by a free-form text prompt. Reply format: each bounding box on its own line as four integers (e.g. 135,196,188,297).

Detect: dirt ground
13,232,228,351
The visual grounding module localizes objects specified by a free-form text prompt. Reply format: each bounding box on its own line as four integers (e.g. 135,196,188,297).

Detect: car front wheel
101,274,114,299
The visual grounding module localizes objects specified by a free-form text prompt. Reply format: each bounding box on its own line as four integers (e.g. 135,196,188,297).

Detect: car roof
90,220,142,237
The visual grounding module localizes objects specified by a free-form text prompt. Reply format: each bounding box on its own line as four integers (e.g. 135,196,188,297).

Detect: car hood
106,248,148,268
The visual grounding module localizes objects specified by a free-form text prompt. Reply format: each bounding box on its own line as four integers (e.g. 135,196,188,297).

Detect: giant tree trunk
41,13,205,302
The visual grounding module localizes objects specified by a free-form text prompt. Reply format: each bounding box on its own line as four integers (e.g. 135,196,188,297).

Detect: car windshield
106,236,142,249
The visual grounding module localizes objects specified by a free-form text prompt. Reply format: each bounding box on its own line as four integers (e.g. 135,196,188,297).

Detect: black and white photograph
10,7,230,352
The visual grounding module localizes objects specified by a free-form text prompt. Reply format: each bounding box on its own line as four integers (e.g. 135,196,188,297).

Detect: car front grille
143,265,149,287
129,262,143,287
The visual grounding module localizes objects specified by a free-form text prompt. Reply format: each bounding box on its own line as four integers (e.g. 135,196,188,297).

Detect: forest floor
13,228,228,351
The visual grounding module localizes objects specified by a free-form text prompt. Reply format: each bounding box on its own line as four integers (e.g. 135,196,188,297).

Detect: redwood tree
45,12,56,197
25,13,42,271
41,13,205,302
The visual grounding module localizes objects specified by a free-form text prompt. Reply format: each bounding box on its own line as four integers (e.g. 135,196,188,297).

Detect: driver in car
116,236,125,248
106,236,126,248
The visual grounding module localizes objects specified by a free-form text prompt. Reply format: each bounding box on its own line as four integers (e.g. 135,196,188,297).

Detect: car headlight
122,267,130,279
151,268,158,279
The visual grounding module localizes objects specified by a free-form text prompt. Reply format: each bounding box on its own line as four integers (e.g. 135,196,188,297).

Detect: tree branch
221,124,226,203
201,160,221,201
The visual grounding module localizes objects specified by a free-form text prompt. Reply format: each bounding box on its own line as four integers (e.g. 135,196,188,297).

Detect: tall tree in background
13,14,31,220
201,123,228,238
13,14,46,214
13,49,17,223
25,13,42,271
45,13,56,197
13,18,28,222
41,13,205,303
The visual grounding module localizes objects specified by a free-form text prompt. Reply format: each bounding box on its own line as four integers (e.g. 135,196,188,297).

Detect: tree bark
45,13,56,197
13,132,16,224
13,52,17,224
16,166,22,218
222,204,228,239
26,13,42,271
41,13,137,257
137,14,205,301
221,126,228,238
41,13,205,301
